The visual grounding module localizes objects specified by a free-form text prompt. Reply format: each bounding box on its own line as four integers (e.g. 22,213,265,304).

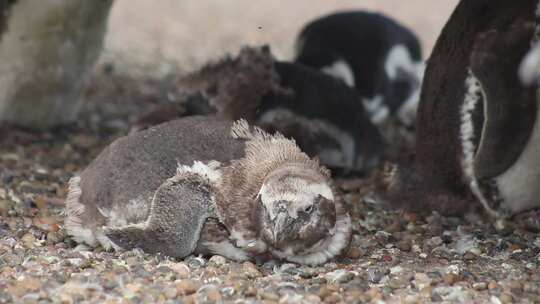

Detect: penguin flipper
105,174,216,258
469,23,537,179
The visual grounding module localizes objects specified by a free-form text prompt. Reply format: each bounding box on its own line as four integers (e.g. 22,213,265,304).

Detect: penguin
257,61,384,176
459,24,539,219
377,17,540,230
65,116,352,265
294,11,424,127
133,46,384,176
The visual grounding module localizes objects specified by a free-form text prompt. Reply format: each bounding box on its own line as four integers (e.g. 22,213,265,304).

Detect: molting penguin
65,116,352,265
135,46,384,176
295,11,424,127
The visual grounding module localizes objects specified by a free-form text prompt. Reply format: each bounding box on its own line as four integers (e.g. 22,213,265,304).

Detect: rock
176,280,200,296
499,293,514,304
473,282,487,290
413,273,432,290
325,269,355,284
397,239,412,252
318,285,339,299
163,287,178,299
185,256,206,268
209,255,227,266
34,216,61,232
463,251,477,260
488,281,499,290
72,135,99,149
21,233,37,248
367,267,387,284
507,280,523,293
67,258,91,268
443,273,459,285
365,287,383,302
388,275,410,289
196,285,222,303
304,294,322,303
242,262,262,279
260,292,280,301
169,262,191,279
346,247,362,259
7,277,42,298
323,293,342,303
427,236,443,247
0,199,13,216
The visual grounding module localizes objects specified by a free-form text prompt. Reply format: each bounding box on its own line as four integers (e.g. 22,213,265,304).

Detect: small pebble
176,280,199,295
208,255,227,266
397,239,412,252
463,251,477,260
169,262,191,279
242,262,262,279
325,269,355,284
347,247,361,259
443,273,459,285
488,281,500,290
473,282,487,290
21,233,37,248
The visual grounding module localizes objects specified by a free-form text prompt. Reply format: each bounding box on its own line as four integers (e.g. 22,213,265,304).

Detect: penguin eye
303,205,314,214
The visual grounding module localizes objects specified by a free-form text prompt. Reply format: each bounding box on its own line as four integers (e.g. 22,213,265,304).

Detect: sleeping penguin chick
295,11,424,127
64,116,351,265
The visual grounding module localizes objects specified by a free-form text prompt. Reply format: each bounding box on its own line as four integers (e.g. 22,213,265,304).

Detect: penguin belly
495,103,540,214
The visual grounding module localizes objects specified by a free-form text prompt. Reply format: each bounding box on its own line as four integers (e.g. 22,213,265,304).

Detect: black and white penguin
378,0,540,230
65,116,352,265
294,11,424,126
257,61,384,176
460,23,540,220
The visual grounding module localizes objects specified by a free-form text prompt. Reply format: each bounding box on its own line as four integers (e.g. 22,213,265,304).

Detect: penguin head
256,164,336,253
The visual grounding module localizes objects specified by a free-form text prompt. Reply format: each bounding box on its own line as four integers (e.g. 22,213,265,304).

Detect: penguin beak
273,211,294,242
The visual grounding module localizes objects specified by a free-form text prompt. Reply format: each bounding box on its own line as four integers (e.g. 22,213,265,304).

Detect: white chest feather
495,99,540,213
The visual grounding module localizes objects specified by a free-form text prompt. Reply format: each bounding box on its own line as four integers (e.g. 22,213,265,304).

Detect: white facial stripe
385,44,416,80
321,60,355,87
397,85,420,126
362,95,389,125
397,61,424,126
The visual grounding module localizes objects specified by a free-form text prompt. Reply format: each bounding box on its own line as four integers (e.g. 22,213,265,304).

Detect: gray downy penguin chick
294,11,424,127
65,116,351,265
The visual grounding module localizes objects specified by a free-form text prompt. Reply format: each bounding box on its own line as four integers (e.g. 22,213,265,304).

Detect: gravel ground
2,2,540,303
1,69,540,304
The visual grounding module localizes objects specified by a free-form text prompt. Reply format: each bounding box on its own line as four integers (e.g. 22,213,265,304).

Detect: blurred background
101,0,460,76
